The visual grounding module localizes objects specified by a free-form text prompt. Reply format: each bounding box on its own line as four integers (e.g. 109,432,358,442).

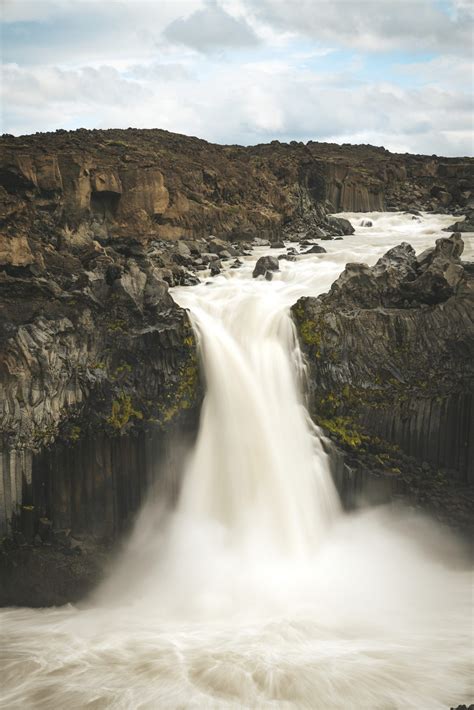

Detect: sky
1,0,473,155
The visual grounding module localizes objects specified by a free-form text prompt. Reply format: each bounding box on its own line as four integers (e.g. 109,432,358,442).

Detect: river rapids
1,212,472,709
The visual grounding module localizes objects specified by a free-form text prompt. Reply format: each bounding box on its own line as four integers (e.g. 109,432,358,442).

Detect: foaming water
1,213,472,709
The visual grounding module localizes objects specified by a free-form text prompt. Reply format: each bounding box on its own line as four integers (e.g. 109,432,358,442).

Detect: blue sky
1,0,473,155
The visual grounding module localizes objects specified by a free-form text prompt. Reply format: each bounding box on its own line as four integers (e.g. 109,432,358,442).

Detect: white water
1,213,472,709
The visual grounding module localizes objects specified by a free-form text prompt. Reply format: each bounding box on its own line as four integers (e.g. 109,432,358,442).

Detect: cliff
1,128,472,256
293,234,474,529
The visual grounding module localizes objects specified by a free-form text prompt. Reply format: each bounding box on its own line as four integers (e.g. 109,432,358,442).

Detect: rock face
0,211,202,603
293,234,474,526
1,129,472,255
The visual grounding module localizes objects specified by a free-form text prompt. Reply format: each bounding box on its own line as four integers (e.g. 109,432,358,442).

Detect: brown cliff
1,128,472,258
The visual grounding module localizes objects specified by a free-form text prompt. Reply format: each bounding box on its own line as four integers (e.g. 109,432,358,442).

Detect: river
1,212,472,709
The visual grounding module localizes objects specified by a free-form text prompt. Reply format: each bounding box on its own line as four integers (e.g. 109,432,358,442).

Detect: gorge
0,128,473,708
1,209,473,709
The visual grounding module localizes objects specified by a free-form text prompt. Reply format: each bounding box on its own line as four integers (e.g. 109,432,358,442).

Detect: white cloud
2,55,472,156
164,0,259,52
243,0,473,56
1,0,472,155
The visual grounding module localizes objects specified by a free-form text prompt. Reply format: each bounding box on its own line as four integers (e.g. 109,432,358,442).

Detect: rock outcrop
252,255,280,278
293,234,474,529
1,129,472,255
0,217,203,603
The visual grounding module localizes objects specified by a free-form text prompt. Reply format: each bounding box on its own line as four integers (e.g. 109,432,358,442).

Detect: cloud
0,0,472,155
2,55,472,156
163,0,259,52
1,1,201,65
243,0,473,56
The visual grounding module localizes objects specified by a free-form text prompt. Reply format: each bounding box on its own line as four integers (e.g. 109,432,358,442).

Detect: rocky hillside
293,233,474,529
1,128,472,260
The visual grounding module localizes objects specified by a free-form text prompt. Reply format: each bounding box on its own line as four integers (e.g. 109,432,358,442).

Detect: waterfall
1,212,471,710
173,281,339,555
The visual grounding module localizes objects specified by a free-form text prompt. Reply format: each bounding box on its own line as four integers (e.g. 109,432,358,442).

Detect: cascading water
1,212,472,709
174,280,339,555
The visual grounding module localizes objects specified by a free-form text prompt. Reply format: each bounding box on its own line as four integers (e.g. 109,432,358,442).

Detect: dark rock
270,241,285,249
444,218,474,232
360,219,373,227
292,234,474,495
327,215,355,235
302,244,327,255
252,255,280,278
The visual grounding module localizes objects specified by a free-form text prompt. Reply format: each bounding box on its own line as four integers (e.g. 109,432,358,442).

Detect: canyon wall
293,234,474,529
1,129,472,254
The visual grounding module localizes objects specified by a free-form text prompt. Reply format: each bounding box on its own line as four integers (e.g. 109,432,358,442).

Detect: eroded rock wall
293,235,474,524
1,129,472,254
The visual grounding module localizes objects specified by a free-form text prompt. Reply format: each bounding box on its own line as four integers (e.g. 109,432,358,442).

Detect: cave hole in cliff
304,170,326,203
91,190,121,220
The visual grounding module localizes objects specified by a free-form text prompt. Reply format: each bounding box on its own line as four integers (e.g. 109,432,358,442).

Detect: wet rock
201,252,220,264
208,239,237,257
252,255,279,278
302,244,327,255
292,234,474,488
270,241,285,249
327,215,355,235
444,218,474,232
360,219,373,227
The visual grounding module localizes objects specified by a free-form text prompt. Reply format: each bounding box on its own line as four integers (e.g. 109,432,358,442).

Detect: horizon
1,0,473,157
3,123,474,160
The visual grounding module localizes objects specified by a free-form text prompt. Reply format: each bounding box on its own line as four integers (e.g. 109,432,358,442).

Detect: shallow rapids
1,212,472,709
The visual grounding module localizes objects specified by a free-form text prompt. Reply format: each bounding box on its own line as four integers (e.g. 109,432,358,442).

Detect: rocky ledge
293,233,474,532
1,128,473,256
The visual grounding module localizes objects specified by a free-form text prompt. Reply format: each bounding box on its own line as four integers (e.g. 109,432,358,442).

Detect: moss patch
107,392,143,431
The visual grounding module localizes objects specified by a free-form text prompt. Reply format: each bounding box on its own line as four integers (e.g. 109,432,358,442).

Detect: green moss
107,392,143,430
299,319,322,349
69,425,81,442
161,358,199,424
107,320,126,333
318,416,365,449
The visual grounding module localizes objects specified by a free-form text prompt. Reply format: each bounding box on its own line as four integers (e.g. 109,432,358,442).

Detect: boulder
327,215,355,235
302,244,327,255
444,219,474,233
252,255,279,278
